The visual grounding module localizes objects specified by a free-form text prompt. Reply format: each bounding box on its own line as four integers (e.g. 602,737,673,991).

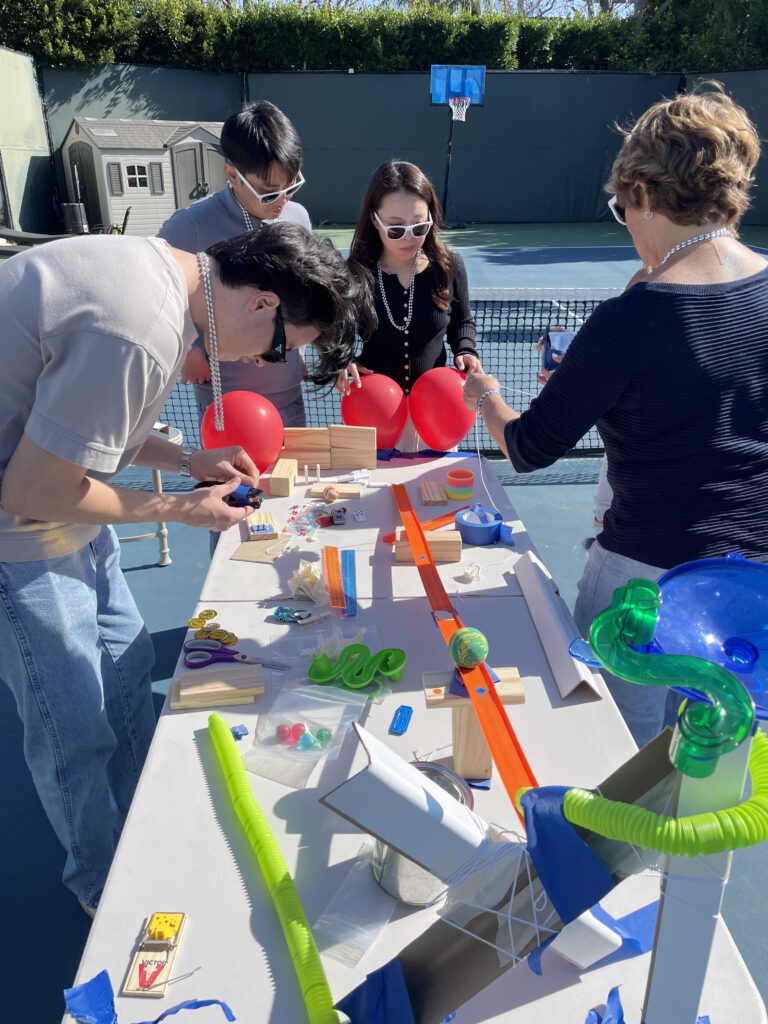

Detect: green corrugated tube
208,713,339,1024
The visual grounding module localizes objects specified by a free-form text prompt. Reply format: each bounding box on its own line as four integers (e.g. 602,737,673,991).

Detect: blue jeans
0,526,156,907
573,540,682,749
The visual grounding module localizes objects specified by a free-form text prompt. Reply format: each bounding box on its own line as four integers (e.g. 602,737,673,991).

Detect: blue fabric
584,987,710,1024
63,971,235,1024
521,787,614,925
376,448,476,461
336,959,416,1024
0,526,155,906
64,970,118,1024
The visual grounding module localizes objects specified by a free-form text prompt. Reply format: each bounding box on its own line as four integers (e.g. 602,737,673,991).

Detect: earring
644,210,653,221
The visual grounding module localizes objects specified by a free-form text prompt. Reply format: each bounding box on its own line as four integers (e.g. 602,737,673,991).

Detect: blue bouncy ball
449,627,489,669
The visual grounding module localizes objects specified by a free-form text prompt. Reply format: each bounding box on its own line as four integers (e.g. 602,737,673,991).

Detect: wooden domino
245,510,277,540
269,458,297,497
308,482,362,499
419,481,448,506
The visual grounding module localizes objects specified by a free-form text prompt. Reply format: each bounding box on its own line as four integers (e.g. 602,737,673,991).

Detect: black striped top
504,267,768,569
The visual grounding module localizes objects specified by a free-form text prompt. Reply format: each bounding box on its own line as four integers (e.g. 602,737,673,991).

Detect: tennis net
159,287,619,463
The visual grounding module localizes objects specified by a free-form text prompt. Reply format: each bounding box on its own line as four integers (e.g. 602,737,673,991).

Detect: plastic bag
243,685,368,789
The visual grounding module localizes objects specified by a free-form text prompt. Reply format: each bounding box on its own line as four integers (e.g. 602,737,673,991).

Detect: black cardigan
358,250,477,395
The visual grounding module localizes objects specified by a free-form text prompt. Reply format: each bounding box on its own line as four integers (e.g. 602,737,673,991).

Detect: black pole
441,110,455,222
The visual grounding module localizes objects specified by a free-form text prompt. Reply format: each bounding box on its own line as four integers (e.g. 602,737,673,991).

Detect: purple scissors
183,639,289,671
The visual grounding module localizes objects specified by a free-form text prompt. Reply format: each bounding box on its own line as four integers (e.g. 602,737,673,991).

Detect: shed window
126,164,149,189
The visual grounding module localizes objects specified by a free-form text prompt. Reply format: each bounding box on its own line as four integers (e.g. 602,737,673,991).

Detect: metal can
371,761,474,906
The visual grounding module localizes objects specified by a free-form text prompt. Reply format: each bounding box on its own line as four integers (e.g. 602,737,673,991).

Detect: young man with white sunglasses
158,101,312,432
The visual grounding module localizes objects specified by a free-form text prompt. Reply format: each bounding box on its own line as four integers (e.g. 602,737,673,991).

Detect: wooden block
287,450,333,470
423,667,525,709
308,482,363,499
269,458,297,497
422,667,525,781
419,481,448,506
394,530,462,563
170,664,264,710
329,424,377,470
283,427,331,452
245,509,277,541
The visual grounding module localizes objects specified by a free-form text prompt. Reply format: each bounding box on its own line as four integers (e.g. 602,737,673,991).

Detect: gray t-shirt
157,186,311,410
0,236,195,562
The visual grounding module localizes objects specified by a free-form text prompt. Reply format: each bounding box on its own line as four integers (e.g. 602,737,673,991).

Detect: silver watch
179,444,198,477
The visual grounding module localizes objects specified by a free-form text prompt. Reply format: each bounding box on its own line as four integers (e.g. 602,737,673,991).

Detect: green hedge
0,0,766,72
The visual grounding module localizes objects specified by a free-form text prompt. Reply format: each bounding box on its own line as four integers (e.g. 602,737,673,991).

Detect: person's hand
177,477,251,531
189,446,259,488
181,348,211,385
536,325,568,385
463,370,501,410
455,353,483,374
334,363,373,395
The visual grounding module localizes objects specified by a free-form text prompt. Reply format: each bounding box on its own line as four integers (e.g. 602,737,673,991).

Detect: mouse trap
122,912,187,998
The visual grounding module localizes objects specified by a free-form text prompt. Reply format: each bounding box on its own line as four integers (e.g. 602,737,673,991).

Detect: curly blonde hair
607,84,761,228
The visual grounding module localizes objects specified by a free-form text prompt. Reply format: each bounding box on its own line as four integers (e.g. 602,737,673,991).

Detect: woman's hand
189,447,259,488
334,363,373,395
181,348,211,385
177,477,251,531
455,353,483,374
462,371,501,410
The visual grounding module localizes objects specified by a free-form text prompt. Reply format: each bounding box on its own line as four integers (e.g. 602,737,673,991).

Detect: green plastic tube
589,578,755,777
207,713,339,1024
561,728,768,856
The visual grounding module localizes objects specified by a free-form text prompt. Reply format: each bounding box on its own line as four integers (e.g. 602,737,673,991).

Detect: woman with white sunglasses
344,161,482,450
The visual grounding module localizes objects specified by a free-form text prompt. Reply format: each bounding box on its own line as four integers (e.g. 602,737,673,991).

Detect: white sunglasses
608,195,627,226
373,211,433,241
236,168,305,206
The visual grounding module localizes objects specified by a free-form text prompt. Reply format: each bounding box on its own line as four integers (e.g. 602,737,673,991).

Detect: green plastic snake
307,642,407,692
208,713,339,1024
518,579,768,857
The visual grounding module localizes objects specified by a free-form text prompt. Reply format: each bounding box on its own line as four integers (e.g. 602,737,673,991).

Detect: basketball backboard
430,65,486,106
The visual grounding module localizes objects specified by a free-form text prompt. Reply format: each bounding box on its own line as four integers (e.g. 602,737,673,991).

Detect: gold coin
210,629,229,641
221,633,239,646
187,617,205,629
199,609,218,620
195,628,215,639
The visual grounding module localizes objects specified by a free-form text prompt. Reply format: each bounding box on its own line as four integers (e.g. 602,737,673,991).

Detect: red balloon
341,373,408,449
408,368,476,451
201,391,284,474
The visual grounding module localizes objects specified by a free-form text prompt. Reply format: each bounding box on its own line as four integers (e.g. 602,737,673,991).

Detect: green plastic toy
308,642,407,693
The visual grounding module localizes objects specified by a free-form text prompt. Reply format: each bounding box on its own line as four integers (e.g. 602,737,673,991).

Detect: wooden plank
269,458,297,497
283,427,331,452
419,481,448,506
329,424,377,470
287,451,333,470
170,664,264,710
331,450,378,470
308,482,362,499
394,529,462,563
423,667,525,709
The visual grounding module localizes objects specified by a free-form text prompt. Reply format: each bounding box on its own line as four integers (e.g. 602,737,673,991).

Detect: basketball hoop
448,96,471,122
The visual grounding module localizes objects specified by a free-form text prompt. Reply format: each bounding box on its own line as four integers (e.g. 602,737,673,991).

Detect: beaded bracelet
476,387,502,413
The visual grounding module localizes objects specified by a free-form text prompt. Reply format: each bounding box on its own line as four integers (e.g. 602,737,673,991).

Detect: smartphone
541,330,578,372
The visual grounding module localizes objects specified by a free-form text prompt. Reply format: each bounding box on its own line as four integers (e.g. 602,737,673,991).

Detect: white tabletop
68,459,766,1024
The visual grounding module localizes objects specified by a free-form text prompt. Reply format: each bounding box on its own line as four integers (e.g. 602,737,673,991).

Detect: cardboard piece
321,723,487,880
230,537,292,563
514,551,602,699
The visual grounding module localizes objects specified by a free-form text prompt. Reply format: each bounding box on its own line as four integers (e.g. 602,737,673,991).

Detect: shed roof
69,117,222,151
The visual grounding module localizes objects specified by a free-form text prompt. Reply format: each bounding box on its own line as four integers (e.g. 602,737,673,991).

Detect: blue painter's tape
336,958,416,1024
583,988,710,1024
63,971,236,1024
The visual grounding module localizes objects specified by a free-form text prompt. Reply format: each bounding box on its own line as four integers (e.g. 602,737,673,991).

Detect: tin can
371,762,474,906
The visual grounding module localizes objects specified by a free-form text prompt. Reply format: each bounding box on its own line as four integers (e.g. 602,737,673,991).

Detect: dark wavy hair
208,223,375,385
349,161,452,310
220,100,302,181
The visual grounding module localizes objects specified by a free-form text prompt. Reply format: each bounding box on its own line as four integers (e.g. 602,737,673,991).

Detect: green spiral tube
208,713,339,1024
559,728,768,856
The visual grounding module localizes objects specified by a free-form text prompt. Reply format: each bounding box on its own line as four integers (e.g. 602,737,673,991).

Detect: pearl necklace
229,184,255,232
195,252,225,431
377,256,419,334
659,228,732,266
